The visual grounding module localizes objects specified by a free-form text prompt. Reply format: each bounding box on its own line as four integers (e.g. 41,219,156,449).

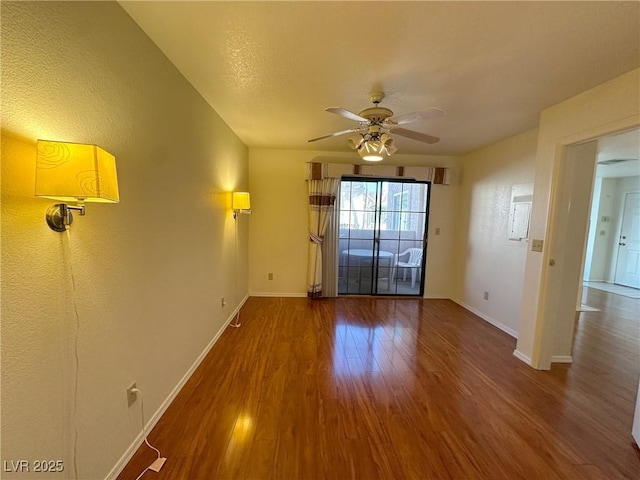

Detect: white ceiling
120,1,640,156
597,128,640,178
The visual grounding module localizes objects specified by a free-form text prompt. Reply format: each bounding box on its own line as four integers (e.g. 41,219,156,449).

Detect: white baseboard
249,292,307,298
550,355,573,364
451,298,518,339
513,349,532,365
250,293,455,300
106,293,250,480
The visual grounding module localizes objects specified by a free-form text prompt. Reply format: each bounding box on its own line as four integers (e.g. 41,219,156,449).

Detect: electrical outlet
127,382,137,407
268,273,273,280
483,291,489,300
435,227,441,235
221,297,227,307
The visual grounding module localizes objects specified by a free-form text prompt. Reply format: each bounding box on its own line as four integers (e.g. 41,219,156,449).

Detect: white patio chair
394,248,423,288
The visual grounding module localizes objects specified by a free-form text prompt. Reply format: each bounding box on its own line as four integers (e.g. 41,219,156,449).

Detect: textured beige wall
248,149,460,298
516,68,640,368
454,129,538,336
1,2,248,479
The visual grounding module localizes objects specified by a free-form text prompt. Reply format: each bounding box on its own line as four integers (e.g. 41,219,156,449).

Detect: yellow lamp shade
232,192,251,210
35,140,119,203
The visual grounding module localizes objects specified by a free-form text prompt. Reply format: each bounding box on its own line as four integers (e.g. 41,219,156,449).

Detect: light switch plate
531,239,544,252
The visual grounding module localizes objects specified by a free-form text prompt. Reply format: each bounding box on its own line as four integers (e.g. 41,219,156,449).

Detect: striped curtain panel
307,178,339,298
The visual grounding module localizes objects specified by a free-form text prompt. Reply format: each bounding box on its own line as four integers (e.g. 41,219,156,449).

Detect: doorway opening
582,128,640,298
337,178,430,296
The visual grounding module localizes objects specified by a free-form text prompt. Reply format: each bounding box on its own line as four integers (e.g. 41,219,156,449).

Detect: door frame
516,119,640,370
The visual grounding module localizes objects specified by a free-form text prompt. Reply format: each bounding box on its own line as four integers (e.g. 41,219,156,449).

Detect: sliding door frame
338,176,431,297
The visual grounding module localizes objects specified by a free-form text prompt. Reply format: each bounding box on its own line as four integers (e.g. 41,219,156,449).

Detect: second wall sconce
232,192,251,219
35,140,120,232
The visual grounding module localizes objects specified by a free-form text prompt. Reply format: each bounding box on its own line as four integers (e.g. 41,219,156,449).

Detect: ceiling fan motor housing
358,106,394,125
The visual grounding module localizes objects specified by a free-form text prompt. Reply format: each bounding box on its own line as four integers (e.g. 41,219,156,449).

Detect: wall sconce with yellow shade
35,140,119,232
232,192,251,219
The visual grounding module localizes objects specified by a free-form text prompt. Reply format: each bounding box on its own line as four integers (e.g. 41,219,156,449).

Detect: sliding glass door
338,178,430,296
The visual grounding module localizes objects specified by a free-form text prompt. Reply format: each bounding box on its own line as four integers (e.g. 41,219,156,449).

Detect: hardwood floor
117,290,640,479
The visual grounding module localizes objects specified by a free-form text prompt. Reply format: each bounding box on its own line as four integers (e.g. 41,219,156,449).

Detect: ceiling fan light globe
363,140,383,153
380,134,397,154
358,140,386,161
361,153,384,162
347,134,364,150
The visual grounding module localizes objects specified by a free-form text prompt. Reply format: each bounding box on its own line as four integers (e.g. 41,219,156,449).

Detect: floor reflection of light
224,413,253,463
233,414,253,442
332,321,416,381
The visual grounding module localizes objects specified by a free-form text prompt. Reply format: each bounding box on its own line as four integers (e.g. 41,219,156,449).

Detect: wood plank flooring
117,289,640,479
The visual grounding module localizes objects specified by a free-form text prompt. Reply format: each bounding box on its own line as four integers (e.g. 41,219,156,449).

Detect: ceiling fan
308,92,444,161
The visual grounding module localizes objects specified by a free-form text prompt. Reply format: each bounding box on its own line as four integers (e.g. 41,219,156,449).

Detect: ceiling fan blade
393,127,440,144
325,107,368,122
389,107,444,126
308,128,361,143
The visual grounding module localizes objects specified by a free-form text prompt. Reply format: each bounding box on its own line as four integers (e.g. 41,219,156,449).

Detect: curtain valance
305,162,450,185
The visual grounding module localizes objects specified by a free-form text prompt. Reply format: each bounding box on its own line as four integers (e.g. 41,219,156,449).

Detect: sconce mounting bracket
45,203,85,232
233,209,252,220
46,204,72,232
